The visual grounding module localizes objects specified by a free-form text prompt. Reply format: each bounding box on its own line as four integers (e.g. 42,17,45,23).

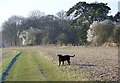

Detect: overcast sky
0,0,119,28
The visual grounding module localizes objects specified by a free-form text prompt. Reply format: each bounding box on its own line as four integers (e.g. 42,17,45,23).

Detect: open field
1,46,119,81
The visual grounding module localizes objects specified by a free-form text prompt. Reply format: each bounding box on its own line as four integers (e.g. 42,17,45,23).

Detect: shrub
87,20,114,45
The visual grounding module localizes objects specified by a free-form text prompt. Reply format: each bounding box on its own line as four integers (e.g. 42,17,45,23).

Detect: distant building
118,1,120,12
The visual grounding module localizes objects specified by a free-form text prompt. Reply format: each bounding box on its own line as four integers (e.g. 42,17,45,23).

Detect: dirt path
34,46,118,81
5,48,86,81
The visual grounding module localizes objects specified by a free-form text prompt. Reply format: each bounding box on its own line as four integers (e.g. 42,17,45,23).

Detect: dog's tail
70,55,75,57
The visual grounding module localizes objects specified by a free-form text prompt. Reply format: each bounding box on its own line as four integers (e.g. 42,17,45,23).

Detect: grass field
0,48,19,76
1,46,119,81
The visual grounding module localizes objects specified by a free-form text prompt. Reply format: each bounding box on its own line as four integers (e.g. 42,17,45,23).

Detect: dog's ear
57,54,61,56
57,54,60,56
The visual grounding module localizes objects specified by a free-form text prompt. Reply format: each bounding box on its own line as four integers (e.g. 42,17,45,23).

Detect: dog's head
57,54,62,57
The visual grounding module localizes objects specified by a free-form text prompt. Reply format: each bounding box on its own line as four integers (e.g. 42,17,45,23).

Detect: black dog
57,54,75,66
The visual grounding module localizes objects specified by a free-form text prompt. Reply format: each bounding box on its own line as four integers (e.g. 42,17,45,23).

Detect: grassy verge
0,49,18,75
6,48,87,81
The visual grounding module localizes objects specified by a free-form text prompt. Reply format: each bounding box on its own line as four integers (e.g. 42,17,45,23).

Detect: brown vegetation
34,46,118,81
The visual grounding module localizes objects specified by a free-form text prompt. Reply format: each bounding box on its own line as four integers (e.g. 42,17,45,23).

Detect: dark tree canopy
114,12,120,22
66,2,112,44
67,2,111,24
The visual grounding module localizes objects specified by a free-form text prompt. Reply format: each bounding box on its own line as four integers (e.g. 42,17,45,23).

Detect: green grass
5,48,87,81
0,49,19,76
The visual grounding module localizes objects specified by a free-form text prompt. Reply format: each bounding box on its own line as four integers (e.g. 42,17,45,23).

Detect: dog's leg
59,60,61,66
62,61,64,65
67,60,70,65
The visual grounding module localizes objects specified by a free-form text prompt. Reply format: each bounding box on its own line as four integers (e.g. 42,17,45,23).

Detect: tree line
1,2,120,47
